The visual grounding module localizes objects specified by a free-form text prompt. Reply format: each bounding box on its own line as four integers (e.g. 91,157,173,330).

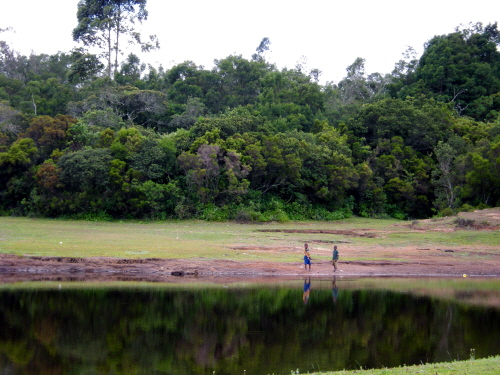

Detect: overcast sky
1,0,499,83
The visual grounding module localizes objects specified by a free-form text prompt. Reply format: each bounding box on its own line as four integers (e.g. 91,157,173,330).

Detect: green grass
312,356,499,374
0,216,498,261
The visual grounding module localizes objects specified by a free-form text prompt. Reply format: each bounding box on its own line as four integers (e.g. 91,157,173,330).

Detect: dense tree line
1,19,500,221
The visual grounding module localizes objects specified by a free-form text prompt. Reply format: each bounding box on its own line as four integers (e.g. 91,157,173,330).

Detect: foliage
421,23,500,115
347,96,454,153
1,22,499,219
73,0,159,78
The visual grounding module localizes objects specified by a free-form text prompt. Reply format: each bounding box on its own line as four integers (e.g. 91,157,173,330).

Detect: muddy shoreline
1,252,499,284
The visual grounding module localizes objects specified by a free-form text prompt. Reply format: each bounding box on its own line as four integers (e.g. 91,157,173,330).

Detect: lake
1,277,499,374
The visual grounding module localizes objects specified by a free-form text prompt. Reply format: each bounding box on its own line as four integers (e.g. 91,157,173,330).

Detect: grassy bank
312,356,500,374
0,216,498,261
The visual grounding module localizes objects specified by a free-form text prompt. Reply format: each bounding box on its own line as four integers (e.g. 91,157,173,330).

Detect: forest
1,1,500,221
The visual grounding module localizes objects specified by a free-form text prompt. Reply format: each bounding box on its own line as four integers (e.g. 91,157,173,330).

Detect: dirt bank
1,243,499,284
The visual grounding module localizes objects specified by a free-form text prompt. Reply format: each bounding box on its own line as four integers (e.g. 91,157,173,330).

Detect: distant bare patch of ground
256,229,379,238
411,207,500,230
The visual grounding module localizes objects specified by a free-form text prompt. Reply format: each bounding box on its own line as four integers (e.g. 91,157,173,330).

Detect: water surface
1,277,499,374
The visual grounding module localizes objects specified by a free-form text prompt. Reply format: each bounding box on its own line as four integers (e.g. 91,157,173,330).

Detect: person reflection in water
303,277,311,305
332,276,338,304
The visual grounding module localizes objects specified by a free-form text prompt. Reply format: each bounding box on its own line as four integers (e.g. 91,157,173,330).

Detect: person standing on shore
332,245,339,271
304,243,312,271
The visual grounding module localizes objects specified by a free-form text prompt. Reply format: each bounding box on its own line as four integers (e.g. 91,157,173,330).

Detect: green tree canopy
395,23,500,119
73,0,159,78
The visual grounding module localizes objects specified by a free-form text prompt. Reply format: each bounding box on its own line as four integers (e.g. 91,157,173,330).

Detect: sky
1,0,499,83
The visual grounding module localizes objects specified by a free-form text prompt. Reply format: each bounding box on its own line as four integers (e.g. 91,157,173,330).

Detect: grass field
316,355,500,375
0,216,498,261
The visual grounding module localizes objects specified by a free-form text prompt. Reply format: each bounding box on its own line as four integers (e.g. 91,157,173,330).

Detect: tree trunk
107,27,112,78
114,7,122,78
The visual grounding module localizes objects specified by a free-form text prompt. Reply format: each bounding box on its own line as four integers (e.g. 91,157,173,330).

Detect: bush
224,195,354,223
231,206,261,222
454,217,475,228
476,202,490,210
200,204,229,221
439,207,454,217
259,208,290,223
459,204,475,212
284,201,310,220
64,211,113,222
385,204,408,220
283,200,352,221
174,202,195,219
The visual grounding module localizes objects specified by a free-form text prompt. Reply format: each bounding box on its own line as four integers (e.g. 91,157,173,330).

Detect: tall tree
337,57,387,105
252,37,271,61
387,46,418,97
73,0,159,78
431,141,461,210
68,47,104,82
213,55,267,109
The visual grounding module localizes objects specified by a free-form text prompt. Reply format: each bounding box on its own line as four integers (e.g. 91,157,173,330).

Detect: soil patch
409,208,500,231
1,243,499,284
256,229,379,238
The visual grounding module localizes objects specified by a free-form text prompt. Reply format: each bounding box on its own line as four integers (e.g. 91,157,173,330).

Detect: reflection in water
0,281,499,375
332,276,339,303
332,276,338,303
437,305,454,357
303,277,311,305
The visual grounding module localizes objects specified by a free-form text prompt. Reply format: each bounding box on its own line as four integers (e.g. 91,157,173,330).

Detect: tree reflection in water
0,282,499,375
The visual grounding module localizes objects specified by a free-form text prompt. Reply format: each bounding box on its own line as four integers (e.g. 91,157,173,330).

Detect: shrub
174,202,195,219
385,204,408,220
439,207,454,217
454,217,475,228
284,201,310,220
259,208,290,223
200,204,229,221
283,201,352,221
459,204,475,212
64,211,113,222
476,202,490,210
232,206,261,222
